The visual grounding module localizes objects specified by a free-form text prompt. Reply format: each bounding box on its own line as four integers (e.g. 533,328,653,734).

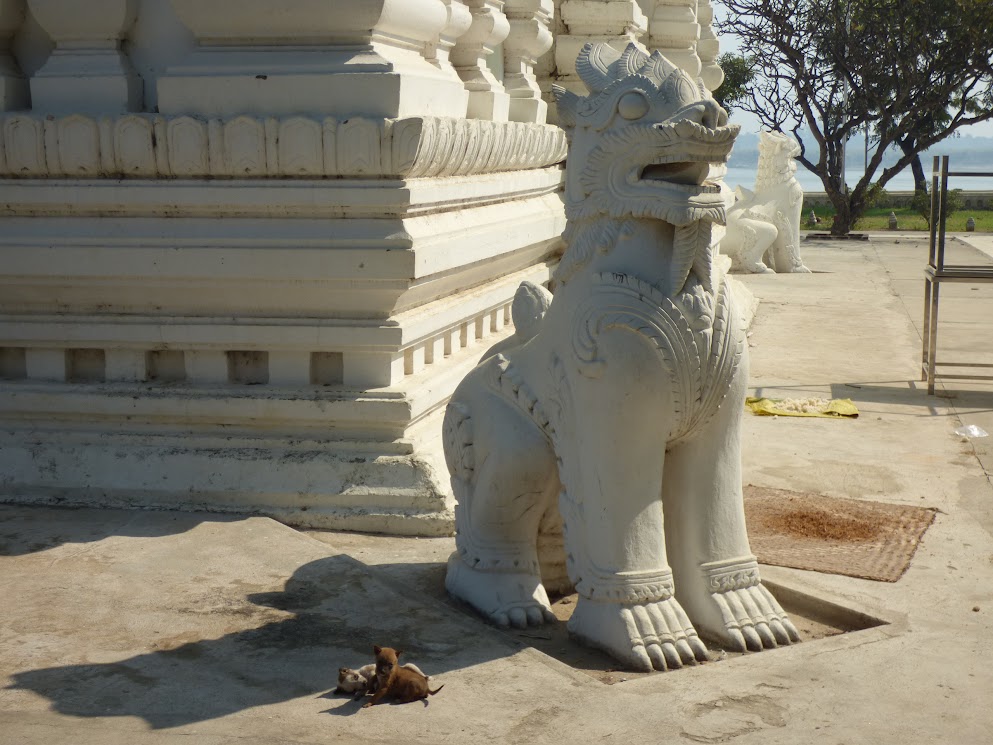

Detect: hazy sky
712,2,993,139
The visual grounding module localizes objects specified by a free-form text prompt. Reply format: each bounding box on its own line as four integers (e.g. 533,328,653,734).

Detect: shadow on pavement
6,553,519,729
0,505,216,556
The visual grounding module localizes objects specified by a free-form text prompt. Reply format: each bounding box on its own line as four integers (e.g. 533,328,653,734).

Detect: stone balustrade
451,0,512,121
0,0,562,124
503,0,554,123
552,0,647,103
423,0,474,115
696,0,723,91
539,1,723,123
0,0,28,110
27,0,142,112
642,0,701,79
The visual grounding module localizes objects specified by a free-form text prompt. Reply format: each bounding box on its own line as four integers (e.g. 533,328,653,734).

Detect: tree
891,91,990,192
717,0,993,235
713,53,754,117
911,187,963,228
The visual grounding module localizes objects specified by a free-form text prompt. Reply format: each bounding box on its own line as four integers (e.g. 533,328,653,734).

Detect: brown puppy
361,646,443,708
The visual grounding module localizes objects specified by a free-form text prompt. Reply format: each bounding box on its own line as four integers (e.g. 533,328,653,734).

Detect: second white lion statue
723,131,810,274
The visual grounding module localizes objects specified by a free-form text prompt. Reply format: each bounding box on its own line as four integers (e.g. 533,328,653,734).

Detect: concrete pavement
1,234,992,744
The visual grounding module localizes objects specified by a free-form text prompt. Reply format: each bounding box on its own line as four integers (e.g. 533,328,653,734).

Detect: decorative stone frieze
696,0,723,90
159,0,469,119
27,0,143,112
451,0,512,121
0,112,567,179
0,0,28,111
503,0,554,123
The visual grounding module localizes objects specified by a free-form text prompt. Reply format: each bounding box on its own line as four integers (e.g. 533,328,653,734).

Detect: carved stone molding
701,557,761,593
503,0,554,123
27,0,142,112
0,113,567,179
0,0,28,111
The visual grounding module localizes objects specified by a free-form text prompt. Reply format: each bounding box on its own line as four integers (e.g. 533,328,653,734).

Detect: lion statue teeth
443,42,799,672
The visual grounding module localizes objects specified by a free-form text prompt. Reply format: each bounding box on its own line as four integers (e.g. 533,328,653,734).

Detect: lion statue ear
553,85,580,130
575,41,620,93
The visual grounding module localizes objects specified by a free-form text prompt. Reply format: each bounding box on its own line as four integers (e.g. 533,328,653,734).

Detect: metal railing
921,155,993,394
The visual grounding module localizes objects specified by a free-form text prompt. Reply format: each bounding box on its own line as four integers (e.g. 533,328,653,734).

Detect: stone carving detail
703,557,762,592
444,42,799,671
723,131,810,274
0,113,567,179
56,115,102,176
2,115,44,174
278,117,324,177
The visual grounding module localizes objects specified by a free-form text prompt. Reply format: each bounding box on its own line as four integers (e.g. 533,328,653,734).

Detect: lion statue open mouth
443,42,799,672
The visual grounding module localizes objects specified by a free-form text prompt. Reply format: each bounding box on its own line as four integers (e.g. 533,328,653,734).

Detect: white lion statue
442,43,799,672
723,131,810,274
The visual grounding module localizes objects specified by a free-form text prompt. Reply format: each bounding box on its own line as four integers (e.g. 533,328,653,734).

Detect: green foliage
910,188,965,227
713,53,754,117
802,203,993,232
909,191,932,225
865,184,891,209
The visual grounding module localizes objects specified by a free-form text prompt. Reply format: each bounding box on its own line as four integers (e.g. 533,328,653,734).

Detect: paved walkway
1,235,992,744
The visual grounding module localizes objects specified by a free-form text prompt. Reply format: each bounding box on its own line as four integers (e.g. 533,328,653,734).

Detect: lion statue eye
617,91,650,120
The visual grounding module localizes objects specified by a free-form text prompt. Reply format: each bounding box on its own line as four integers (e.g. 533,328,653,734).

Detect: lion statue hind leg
443,364,560,629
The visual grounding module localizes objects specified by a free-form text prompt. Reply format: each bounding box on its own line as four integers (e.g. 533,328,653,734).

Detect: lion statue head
553,42,739,229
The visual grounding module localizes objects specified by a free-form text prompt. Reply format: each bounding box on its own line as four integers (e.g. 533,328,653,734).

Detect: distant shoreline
725,166,993,192
801,190,992,209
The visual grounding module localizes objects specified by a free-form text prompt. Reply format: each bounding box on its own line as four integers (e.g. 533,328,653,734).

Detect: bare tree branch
717,0,993,233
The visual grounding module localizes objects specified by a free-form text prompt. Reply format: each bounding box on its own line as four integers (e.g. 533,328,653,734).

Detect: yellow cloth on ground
745,397,859,418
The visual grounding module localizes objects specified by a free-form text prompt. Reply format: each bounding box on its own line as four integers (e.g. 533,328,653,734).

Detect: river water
723,165,993,193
